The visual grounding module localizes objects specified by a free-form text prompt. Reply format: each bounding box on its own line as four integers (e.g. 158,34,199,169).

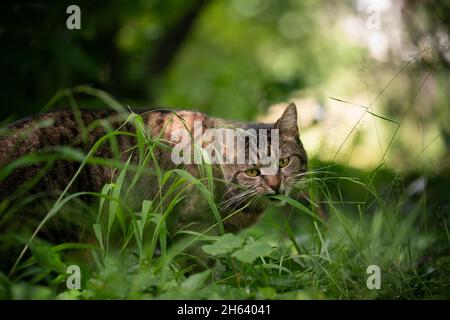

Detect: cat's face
220,103,307,212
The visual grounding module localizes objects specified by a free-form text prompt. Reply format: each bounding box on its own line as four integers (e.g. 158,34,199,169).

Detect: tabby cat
0,103,307,236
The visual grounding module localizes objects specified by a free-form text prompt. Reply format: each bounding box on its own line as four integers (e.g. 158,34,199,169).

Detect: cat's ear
276,103,299,137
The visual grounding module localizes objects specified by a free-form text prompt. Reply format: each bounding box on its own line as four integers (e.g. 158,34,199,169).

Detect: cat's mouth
266,195,286,207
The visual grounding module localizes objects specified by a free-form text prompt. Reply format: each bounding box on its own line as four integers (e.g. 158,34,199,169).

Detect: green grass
0,88,448,300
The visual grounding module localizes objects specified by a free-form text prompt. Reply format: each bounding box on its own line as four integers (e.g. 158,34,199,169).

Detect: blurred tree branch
147,0,207,76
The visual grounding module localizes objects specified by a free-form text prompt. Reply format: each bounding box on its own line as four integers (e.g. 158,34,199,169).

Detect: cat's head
220,103,307,212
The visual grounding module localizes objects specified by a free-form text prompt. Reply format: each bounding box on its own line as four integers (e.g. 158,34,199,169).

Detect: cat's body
0,104,307,235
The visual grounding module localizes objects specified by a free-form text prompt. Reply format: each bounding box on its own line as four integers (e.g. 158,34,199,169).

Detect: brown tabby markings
0,104,307,234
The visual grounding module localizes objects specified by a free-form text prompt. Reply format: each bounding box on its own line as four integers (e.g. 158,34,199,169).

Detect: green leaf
57,289,82,300
232,241,273,263
202,233,244,256
93,223,104,251
181,270,211,291
31,245,66,274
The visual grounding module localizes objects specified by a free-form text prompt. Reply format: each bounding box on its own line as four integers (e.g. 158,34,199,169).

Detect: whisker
219,189,259,211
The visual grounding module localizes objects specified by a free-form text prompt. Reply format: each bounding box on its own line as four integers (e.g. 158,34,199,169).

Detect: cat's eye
245,168,260,177
279,157,290,168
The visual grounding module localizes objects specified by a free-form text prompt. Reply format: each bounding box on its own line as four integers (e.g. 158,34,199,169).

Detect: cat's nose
265,176,281,193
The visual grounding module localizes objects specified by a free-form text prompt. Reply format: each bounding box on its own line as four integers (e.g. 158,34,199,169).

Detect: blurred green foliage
2,0,349,119
1,0,446,118
1,0,449,173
